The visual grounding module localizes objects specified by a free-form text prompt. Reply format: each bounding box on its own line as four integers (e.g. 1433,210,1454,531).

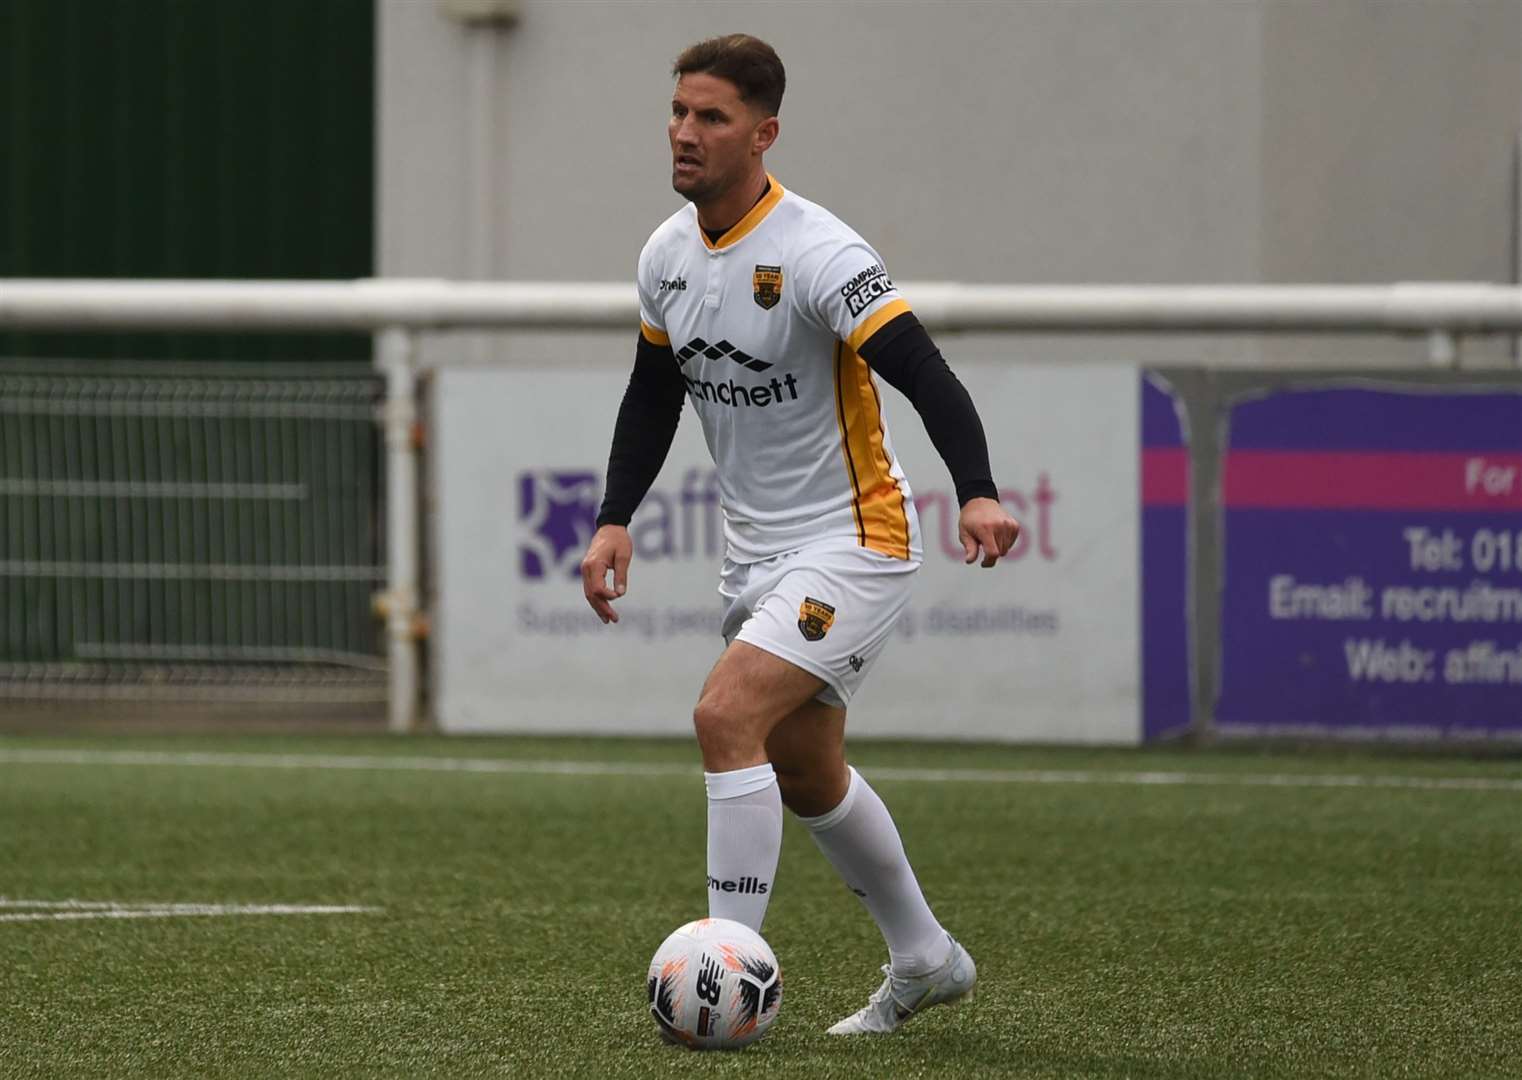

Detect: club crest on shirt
797,596,836,642
753,264,783,310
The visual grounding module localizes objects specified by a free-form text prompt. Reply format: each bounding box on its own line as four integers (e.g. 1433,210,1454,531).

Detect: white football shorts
718,541,920,708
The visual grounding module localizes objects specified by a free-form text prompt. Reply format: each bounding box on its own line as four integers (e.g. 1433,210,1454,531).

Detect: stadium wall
378,0,1522,369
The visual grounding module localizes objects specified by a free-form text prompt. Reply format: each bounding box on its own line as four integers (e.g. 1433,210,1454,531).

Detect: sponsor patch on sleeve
838,263,896,318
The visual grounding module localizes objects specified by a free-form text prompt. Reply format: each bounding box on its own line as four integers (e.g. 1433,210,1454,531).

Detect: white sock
800,766,952,975
704,762,782,932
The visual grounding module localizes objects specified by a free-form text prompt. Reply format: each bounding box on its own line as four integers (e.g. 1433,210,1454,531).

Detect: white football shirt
636,175,922,563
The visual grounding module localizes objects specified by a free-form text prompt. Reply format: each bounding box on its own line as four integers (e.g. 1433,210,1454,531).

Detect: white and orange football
646,917,782,1050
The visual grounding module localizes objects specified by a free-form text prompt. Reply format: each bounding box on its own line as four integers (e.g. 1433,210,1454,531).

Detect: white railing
5,276,1522,731
8,278,1522,335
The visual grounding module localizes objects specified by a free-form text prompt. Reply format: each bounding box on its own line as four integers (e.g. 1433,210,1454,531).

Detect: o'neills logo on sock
707,875,769,895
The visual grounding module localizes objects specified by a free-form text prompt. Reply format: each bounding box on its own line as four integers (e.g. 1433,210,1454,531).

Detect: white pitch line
866,765,1522,793
0,900,379,924
0,748,691,777
1,747,1519,793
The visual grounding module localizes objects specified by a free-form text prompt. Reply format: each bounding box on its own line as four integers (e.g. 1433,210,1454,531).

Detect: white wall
1258,1,1522,367
380,0,1522,367
378,0,1268,369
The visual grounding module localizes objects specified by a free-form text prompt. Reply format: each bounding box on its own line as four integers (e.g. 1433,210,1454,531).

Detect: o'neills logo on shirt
840,263,893,317
707,875,769,895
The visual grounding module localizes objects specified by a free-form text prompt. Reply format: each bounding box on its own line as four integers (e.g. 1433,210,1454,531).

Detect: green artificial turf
0,733,1518,1078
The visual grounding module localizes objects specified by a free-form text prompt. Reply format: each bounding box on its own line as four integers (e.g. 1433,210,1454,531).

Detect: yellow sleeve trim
640,321,670,347
845,298,912,353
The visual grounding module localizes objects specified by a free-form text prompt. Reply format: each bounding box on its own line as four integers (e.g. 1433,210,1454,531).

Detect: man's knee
693,642,832,770
691,694,729,751
772,767,811,810
774,762,847,817
693,690,768,762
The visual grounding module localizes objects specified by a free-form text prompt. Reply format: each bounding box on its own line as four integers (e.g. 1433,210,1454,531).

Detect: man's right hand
580,525,633,624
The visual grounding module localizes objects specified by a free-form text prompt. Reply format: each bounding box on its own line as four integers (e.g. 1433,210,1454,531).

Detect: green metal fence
0,361,385,701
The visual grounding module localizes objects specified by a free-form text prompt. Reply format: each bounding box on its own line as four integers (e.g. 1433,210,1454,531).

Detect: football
646,917,783,1049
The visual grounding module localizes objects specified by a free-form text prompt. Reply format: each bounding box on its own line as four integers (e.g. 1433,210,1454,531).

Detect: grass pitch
1,733,1518,1079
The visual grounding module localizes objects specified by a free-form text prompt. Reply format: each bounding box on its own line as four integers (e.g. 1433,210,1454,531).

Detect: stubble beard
672,167,727,207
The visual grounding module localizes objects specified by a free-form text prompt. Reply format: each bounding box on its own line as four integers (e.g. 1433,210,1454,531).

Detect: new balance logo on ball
707,875,769,895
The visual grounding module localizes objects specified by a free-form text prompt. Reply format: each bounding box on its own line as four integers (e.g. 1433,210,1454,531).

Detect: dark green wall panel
0,0,374,362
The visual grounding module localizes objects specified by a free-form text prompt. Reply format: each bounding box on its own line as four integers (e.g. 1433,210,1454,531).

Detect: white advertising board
433,363,1140,743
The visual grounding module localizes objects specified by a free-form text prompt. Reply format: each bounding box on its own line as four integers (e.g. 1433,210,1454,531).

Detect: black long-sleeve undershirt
856,312,997,507
595,333,686,528
594,313,998,528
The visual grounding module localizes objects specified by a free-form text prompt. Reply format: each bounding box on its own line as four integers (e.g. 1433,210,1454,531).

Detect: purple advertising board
1216,386,1522,741
1141,374,1192,740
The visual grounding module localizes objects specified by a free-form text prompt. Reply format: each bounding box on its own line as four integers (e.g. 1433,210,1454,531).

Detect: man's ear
753,115,779,156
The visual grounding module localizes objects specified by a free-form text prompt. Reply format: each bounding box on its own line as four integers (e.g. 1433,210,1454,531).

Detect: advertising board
433,363,1155,743
1216,386,1522,741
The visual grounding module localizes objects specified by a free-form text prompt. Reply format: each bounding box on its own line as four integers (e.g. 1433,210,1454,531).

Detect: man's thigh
697,639,829,730
727,544,918,709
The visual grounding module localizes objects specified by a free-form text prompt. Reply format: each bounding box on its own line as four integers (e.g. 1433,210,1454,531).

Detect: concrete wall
378,0,1521,369
1258,1,1522,366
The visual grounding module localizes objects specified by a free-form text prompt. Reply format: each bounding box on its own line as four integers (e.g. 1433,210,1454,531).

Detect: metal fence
0,362,385,702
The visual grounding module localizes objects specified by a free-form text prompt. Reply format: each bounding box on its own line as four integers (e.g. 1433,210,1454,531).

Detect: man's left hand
958,496,1021,568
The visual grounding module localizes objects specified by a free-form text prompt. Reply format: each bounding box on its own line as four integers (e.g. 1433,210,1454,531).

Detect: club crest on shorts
797,597,836,642
753,264,783,310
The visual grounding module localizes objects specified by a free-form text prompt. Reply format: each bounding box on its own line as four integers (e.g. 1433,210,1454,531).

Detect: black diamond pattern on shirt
674,337,773,372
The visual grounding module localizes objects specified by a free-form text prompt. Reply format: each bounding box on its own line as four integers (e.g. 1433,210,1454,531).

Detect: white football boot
826,935,977,1035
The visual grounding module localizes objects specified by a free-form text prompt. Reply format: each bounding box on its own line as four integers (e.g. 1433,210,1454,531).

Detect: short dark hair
672,34,785,118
